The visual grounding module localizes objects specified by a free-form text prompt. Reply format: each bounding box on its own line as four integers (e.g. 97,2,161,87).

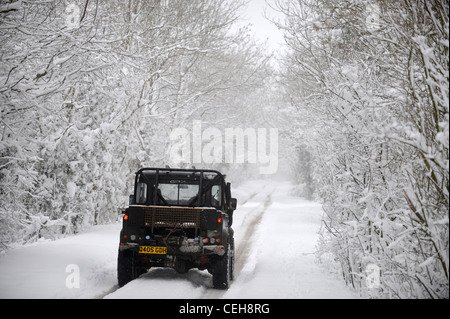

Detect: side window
136,182,147,204
211,185,222,207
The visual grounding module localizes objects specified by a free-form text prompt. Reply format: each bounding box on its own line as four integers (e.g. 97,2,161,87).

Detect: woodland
1,0,448,298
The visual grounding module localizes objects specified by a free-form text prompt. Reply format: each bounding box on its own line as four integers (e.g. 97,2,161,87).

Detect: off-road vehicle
117,167,237,289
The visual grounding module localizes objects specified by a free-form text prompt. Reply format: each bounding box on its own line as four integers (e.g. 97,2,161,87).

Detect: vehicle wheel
174,258,189,274
117,249,137,287
212,242,234,289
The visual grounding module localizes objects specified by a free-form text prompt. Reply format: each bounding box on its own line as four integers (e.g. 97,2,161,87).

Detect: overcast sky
237,0,286,56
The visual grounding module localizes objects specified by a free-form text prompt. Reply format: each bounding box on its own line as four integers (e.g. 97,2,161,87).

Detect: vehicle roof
137,168,226,182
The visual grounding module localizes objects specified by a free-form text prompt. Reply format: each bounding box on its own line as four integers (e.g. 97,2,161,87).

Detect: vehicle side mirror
129,194,135,205
230,198,237,210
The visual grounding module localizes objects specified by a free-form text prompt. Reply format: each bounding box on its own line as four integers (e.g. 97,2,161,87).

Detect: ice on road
0,181,358,299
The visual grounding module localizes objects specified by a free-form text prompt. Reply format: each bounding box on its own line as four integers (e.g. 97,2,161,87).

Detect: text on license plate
139,246,167,254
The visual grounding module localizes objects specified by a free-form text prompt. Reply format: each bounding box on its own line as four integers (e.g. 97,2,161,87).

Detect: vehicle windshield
159,183,199,205
134,170,224,208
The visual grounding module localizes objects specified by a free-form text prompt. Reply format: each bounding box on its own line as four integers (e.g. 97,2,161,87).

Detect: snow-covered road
0,180,358,299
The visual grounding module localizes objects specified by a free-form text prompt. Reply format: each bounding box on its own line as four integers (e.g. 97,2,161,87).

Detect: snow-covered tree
277,0,448,298
1,0,274,250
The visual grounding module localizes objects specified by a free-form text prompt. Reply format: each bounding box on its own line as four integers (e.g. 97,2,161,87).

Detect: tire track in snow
239,191,258,206
95,285,119,299
202,189,274,298
234,194,272,275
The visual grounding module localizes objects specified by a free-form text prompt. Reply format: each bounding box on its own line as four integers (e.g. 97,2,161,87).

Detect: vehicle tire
174,258,189,274
229,238,235,281
117,249,137,287
212,242,234,289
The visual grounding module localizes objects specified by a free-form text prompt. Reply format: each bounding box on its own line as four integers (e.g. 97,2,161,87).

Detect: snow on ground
0,223,121,299
224,182,357,299
0,180,358,299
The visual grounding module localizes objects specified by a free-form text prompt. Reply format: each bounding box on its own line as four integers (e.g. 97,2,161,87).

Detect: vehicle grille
144,206,203,229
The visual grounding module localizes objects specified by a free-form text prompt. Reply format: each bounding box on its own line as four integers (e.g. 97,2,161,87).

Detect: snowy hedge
278,0,449,299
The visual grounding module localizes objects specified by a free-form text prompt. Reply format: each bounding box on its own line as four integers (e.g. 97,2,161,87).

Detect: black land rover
117,168,237,289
